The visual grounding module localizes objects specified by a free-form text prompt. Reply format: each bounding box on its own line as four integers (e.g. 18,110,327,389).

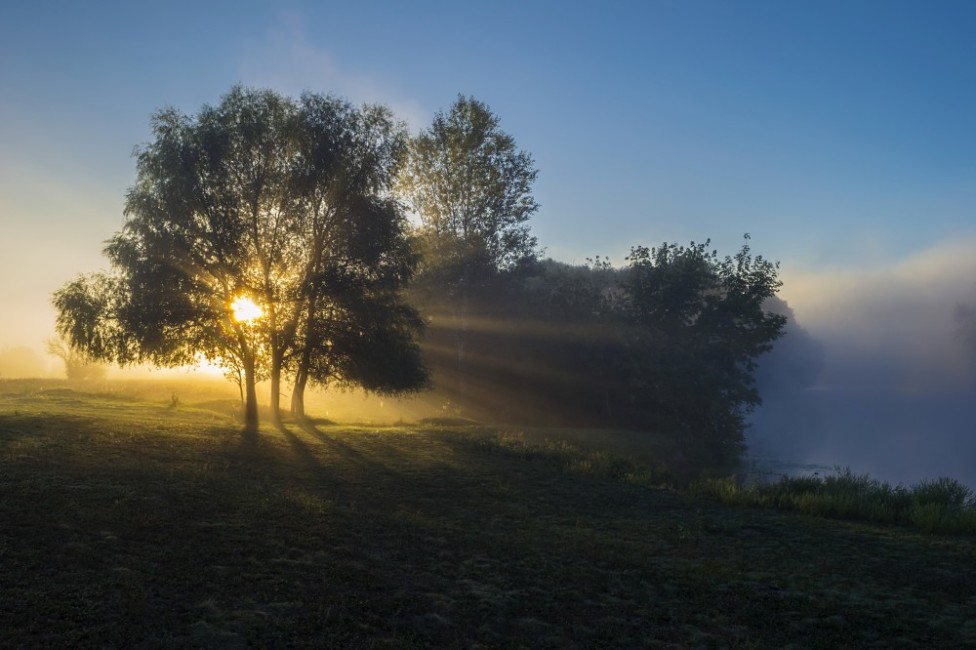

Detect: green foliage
53,86,427,429
619,237,786,465
52,83,785,468
321,299,430,396
392,95,784,470
411,237,784,469
693,468,976,534
399,94,539,281
400,96,539,407
52,273,136,363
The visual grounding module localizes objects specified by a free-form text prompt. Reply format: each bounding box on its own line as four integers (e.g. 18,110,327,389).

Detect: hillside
2,381,975,648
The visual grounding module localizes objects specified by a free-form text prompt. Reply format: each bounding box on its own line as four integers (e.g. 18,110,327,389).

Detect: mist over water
751,387,976,489
750,242,976,489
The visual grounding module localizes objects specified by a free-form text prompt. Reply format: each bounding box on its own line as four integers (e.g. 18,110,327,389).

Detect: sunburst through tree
53,86,428,431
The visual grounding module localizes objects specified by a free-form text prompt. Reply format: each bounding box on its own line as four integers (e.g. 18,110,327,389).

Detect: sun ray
230,296,264,323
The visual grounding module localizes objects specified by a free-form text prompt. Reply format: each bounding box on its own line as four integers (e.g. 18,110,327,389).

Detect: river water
747,387,976,490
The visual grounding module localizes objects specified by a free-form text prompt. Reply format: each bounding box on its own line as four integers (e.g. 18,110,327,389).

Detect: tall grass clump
693,468,976,535
912,476,973,508
909,477,976,534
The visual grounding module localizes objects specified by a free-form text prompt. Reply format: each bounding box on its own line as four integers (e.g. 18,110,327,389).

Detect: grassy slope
1,382,975,648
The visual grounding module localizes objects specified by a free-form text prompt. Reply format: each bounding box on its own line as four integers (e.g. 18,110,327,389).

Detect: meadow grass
693,467,976,534
2,379,976,647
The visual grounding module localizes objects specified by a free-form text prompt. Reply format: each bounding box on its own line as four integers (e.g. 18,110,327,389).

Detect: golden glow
231,295,264,323
191,352,226,377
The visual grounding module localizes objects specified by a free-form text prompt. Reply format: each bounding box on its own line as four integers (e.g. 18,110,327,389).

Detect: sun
230,295,264,323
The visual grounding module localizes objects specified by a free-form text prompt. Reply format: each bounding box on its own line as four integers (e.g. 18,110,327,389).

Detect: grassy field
2,380,976,648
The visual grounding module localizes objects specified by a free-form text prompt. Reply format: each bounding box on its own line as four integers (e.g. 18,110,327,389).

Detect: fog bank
751,238,976,488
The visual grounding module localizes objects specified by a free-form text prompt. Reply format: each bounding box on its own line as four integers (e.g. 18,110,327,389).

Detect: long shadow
212,416,327,477
295,418,370,464
293,417,405,479
236,426,261,457
215,426,295,481
278,424,325,473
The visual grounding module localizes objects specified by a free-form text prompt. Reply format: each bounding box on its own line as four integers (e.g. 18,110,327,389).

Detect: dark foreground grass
2,383,976,648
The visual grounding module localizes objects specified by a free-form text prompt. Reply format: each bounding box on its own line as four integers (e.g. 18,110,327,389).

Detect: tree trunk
291,359,309,418
243,354,259,433
269,348,284,428
290,298,317,419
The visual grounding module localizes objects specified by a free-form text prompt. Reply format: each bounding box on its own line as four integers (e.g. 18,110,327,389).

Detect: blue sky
3,1,976,363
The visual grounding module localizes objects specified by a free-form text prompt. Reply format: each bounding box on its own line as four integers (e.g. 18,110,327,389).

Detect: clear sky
3,0,976,365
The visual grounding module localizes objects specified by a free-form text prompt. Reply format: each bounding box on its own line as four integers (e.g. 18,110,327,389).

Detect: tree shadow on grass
278,426,325,473
216,425,296,477
292,418,407,479
237,426,260,453
225,418,397,483
295,419,374,464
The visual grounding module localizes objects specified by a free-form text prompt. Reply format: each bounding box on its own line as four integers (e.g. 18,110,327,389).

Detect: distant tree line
399,96,785,466
53,87,785,465
412,243,784,466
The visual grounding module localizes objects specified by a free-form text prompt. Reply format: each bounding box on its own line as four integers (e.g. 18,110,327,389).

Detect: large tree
53,86,427,430
398,95,538,278
619,237,786,464
285,96,427,416
397,95,538,400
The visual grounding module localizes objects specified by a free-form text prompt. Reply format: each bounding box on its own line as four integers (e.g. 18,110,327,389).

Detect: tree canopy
54,86,427,430
397,96,539,400
398,95,539,283
618,238,786,463
410,237,785,467
52,85,789,468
